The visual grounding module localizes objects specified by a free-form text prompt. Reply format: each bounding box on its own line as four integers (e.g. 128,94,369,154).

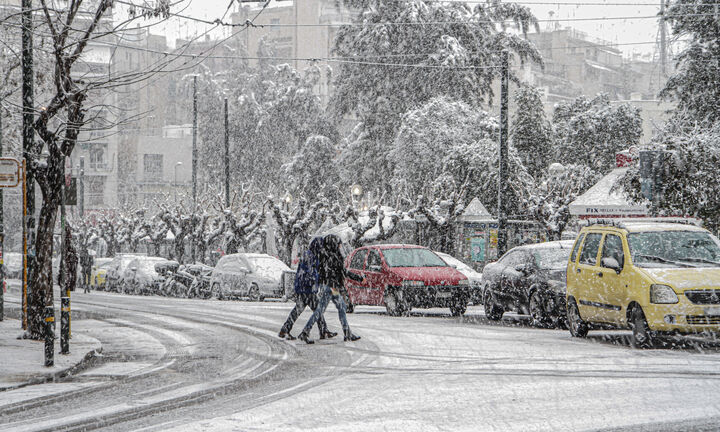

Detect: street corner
0,318,102,391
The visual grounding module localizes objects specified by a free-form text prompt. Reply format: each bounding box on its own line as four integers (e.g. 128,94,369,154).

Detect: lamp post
174,162,183,202
350,184,362,211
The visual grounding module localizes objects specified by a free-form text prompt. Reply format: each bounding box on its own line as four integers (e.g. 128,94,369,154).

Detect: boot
320,330,338,340
298,331,314,344
344,330,361,342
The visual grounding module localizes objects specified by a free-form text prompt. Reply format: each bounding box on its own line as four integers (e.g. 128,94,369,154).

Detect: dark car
482,240,573,327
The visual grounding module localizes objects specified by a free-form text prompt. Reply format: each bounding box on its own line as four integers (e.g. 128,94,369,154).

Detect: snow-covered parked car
209,253,293,301
122,257,173,295
2,252,23,279
105,254,147,292
436,252,483,305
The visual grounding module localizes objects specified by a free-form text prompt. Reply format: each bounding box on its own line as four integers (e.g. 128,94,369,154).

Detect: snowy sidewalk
0,318,102,391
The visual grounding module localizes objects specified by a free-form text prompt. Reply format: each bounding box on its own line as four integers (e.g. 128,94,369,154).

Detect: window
382,248,447,268
570,234,585,263
143,154,163,181
350,250,368,270
87,176,105,206
500,251,525,267
89,143,107,169
367,250,383,271
601,234,624,268
579,233,602,266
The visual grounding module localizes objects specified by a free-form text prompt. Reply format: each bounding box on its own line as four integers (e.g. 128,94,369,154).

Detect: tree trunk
27,198,58,339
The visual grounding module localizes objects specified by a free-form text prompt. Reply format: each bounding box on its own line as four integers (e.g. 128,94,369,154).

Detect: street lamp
350,184,362,211
174,162,183,202
283,193,292,212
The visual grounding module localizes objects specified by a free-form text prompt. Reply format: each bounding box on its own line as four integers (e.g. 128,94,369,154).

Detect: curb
0,346,103,393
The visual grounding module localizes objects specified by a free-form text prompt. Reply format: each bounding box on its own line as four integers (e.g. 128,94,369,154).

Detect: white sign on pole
0,158,21,188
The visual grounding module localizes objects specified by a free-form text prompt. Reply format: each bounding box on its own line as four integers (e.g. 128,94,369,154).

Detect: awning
569,167,648,218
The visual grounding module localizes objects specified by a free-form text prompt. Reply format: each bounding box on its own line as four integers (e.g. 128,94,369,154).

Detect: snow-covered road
3,288,720,431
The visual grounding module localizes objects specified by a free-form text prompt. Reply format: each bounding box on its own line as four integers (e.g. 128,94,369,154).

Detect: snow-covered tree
530,164,601,240
552,94,643,171
269,197,325,265
620,122,720,232
661,0,720,123
390,97,534,218
192,54,336,195
283,135,341,202
333,0,542,191
511,85,554,179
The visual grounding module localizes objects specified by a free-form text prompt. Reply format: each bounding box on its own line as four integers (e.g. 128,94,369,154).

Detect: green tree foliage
662,0,720,123
552,94,643,171
511,85,553,179
333,0,541,190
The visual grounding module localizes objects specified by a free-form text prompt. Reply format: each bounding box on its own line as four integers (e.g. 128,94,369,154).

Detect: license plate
437,292,452,298
705,307,720,316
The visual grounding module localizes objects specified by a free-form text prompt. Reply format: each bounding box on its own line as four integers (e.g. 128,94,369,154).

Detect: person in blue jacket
278,237,336,340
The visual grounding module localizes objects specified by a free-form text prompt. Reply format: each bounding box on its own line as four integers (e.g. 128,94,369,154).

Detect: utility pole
224,97,230,207
0,113,4,322
660,0,667,77
497,50,509,257
21,0,34,331
191,76,198,263
78,157,84,217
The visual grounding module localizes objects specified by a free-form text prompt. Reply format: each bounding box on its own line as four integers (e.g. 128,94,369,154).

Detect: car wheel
248,284,261,301
567,297,588,338
212,283,223,300
483,288,504,321
450,298,467,317
384,290,407,317
630,305,655,348
529,290,550,328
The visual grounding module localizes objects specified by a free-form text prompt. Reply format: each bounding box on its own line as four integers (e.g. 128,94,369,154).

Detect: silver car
210,253,293,301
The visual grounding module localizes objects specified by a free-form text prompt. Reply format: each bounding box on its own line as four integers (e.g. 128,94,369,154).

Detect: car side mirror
601,257,622,273
369,264,382,272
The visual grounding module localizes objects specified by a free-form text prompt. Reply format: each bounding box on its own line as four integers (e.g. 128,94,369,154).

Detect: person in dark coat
79,247,93,293
298,234,362,344
278,237,335,340
62,224,79,293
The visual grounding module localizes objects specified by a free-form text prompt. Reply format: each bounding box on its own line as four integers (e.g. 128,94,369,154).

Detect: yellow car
566,221,720,347
91,258,114,288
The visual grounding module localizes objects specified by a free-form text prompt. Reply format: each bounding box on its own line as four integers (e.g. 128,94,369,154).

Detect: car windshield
383,248,448,268
533,248,571,270
249,256,289,277
137,259,164,274
628,231,720,268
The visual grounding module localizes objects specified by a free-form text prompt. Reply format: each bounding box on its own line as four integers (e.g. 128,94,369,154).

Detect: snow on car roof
516,240,575,250
371,244,426,250
619,222,709,233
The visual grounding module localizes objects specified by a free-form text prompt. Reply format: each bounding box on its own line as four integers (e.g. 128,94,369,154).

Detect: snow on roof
459,197,494,222
619,222,708,233
569,167,647,216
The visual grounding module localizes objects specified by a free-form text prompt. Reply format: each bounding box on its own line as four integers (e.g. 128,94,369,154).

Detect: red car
344,244,471,316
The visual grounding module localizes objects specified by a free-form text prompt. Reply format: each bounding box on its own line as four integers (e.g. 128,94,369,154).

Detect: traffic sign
0,158,21,188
